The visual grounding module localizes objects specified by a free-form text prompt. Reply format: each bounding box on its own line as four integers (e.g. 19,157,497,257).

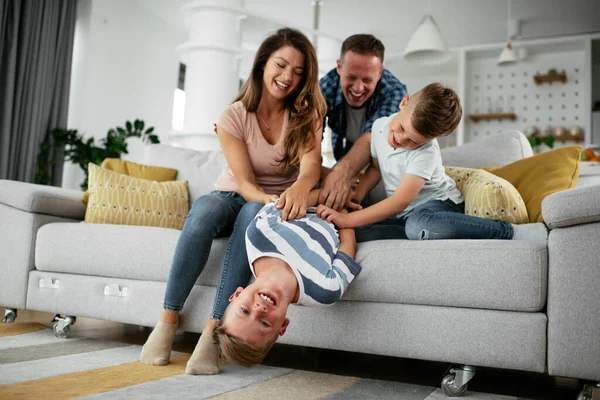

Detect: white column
316,36,340,165
172,0,244,151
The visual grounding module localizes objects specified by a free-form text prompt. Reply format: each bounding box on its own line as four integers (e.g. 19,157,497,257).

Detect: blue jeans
355,198,514,243
163,190,264,319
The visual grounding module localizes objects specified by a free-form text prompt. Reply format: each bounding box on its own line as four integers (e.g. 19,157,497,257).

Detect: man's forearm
334,132,372,179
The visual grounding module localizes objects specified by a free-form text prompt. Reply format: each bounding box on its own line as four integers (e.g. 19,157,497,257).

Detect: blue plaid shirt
320,68,407,160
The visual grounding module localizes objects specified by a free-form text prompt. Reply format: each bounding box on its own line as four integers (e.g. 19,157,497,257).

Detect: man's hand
318,167,354,210
316,204,353,229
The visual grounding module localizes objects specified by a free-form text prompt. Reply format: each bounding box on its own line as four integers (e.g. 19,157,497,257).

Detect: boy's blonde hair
212,312,277,367
409,82,462,139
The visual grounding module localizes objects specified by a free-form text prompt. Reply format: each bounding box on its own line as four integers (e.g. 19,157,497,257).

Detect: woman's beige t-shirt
213,101,299,196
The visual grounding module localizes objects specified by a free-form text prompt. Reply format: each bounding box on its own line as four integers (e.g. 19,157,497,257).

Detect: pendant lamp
403,14,451,65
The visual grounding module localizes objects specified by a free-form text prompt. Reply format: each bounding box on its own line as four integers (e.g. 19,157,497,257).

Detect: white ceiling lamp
404,13,451,65
497,0,518,66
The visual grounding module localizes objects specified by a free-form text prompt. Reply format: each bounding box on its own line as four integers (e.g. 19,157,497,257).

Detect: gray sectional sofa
1,131,599,396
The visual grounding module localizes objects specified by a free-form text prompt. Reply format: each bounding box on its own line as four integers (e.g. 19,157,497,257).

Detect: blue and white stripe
246,203,361,307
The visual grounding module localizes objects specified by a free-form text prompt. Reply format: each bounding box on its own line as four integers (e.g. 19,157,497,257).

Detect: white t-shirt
370,113,463,218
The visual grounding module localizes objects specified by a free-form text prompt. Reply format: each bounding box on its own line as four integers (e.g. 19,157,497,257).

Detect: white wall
63,0,186,189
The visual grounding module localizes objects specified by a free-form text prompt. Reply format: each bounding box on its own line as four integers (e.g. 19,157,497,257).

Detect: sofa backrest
441,130,533,168
144,131,533,206
144,144,227,205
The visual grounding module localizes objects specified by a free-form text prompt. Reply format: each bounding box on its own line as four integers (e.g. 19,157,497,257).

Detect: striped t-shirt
245,203,361,307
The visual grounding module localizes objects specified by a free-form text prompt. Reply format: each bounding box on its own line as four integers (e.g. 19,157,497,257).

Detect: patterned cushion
85,163,189,230
484,145,581,222
82,159,178,204
445,166,529,224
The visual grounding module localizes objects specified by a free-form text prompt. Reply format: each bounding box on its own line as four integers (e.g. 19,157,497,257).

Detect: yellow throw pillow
484,145,581,223
85,163,189,230
445,167,529,224
81,159,178,204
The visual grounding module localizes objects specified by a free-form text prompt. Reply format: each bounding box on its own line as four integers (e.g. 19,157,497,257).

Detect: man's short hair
340,34,385,62
410,83,463,139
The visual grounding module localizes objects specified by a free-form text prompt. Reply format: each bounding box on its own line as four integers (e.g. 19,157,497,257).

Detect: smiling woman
140,27,328,376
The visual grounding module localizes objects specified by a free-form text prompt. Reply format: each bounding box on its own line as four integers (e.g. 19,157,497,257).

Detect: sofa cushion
144,144,227,204
82,159,178,204
35,223,225,287
0,180,86,218
485,145,581,223
346,235,548,312
445,166,529,224
441,130,533,168
85,164,189,230
36,221,548,313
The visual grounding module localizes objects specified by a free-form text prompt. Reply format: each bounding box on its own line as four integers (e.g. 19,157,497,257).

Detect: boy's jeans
163,190,264,319
355,198,514,243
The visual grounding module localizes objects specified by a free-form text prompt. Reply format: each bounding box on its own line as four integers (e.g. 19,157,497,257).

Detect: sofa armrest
542,184,600,229
0,180,86,220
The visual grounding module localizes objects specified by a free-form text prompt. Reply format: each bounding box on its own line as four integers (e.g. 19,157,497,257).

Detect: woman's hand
264,194,279,204
277,184,309,220
316,204,353,229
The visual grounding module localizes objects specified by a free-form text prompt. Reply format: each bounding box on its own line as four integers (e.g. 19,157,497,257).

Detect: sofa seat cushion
346,236,548,312
35,223,548,313
35,223,225,286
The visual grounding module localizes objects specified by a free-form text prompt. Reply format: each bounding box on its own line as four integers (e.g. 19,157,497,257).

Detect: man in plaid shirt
319,34,407,210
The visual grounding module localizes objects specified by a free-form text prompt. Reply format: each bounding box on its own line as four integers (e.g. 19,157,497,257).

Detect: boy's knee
405,215,430,240
405,223,427,240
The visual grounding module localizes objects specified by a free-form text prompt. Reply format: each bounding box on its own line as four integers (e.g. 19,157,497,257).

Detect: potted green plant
35,119,160,190
527,132,555,153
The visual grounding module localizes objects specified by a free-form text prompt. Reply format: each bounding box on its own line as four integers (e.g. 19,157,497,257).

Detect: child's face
221,284,290,348
387,95,430,150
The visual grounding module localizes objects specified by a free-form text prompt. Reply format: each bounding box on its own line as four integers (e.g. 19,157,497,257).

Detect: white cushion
144,144,227,204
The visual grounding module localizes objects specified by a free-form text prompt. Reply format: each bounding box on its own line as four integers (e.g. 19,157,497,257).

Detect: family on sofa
138,27,552,376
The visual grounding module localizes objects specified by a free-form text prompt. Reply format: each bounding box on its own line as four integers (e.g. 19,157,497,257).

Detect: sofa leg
441,365,476,397
52,314,77,338
577,382,600,400
3,308,17,323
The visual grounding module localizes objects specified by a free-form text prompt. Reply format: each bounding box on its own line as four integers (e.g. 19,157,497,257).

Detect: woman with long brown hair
141,27,326,374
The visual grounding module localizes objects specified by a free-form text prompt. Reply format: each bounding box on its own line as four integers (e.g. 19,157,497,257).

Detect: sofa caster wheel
52,314,76,338
3,308,17,323
441,365,476,397
577,382,600,400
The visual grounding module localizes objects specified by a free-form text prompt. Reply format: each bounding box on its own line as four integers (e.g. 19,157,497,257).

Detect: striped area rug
0,323,525,399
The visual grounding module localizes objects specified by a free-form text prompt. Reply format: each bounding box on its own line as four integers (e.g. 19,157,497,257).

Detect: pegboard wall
465,49,587,145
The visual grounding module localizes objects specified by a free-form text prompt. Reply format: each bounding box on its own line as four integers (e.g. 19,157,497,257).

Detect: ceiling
137,0,600,51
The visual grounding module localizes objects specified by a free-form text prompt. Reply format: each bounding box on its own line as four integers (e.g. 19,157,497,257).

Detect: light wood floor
2,307,584,399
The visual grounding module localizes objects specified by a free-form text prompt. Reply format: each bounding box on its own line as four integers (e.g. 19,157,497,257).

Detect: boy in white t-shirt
316,82,519,242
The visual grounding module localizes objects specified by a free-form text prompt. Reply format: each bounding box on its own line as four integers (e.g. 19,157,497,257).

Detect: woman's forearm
238,181,271,203
295,158,321,193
